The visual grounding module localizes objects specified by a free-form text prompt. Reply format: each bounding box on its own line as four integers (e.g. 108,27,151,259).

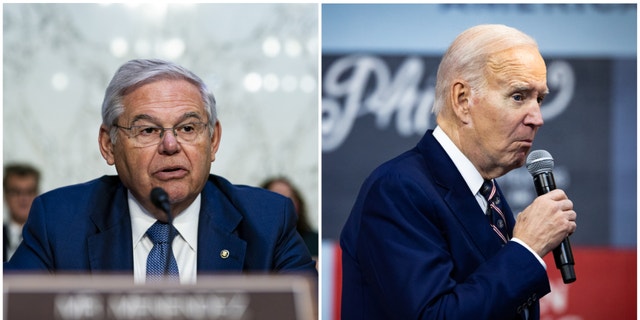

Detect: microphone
150,187,174,278
151,187,171,219
526,150,576,284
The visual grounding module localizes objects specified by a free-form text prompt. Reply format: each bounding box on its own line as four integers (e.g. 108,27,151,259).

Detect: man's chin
514,147,531,166
150,178,206,212
165,187,190,203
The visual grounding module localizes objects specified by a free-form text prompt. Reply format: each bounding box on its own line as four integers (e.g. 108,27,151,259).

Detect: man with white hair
341,24,577,319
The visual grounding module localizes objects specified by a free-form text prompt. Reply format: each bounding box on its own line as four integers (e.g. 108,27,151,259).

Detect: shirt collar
8,220,23,243
129,190,200,251
433,126,486,195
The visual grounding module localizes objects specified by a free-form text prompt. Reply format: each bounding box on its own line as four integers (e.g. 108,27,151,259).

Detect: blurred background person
3,163,40,262
262,176,318,257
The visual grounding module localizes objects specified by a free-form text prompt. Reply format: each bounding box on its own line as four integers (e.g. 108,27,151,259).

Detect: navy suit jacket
341,130,550,320
5,174,316,275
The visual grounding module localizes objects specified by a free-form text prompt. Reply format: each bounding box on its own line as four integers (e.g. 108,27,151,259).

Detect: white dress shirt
129,191,200,284
433,126,546,269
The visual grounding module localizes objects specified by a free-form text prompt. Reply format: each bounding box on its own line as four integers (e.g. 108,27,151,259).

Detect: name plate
4,274,316,320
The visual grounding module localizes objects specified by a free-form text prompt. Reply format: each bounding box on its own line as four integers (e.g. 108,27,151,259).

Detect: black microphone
150,187,174,278
151,187,171,219
526,150,576,284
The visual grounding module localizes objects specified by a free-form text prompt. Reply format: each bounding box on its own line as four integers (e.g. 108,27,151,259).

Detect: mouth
153,166,188,180
518,138,534,146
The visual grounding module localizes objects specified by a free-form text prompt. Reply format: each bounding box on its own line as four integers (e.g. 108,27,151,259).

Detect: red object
332,246,343,320
328,245,635,320
540,247,636,319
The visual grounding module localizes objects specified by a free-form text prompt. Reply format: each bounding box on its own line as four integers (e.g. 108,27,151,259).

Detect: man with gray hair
6,59,317,282
341,24,577,319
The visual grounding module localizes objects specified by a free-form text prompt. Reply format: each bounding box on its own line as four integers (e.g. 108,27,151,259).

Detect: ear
209,121,222,162
450,80,472,124
98,125,116,165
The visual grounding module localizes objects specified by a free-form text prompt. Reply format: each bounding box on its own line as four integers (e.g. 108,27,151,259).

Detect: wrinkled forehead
485,46,548,90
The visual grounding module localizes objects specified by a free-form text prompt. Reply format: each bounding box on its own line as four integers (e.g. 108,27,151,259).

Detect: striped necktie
479,179,509,244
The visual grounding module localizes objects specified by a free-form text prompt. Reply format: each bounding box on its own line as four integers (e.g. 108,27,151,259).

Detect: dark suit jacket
340,130,550,320
3,224,9,262
5,174,316,275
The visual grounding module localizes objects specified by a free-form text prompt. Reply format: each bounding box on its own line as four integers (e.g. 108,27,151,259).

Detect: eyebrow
129,112,204,125
511,83,549,96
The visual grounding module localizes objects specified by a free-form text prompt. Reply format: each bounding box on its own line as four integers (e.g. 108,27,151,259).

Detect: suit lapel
197,179,247,272
87,183,133,272
85,177,248,274
3,224,9,262
417,131,506,259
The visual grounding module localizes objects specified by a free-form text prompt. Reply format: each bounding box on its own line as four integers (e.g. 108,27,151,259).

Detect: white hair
432,24,539,115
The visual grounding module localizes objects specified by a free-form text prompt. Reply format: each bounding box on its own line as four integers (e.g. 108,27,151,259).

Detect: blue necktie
146,221,179,281
481,181,527,319
480,179,509,244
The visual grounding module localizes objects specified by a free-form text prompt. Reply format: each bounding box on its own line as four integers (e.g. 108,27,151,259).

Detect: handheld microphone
526,150,576,284
150,187,174,278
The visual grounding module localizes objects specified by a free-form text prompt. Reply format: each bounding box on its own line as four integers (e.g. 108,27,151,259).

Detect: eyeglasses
113,122,209,147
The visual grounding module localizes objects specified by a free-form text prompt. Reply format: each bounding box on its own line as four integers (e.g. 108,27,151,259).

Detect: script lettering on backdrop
322,55,575,152
322,55,435,152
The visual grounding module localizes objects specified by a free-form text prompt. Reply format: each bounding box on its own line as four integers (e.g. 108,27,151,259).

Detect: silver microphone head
526,149,554,176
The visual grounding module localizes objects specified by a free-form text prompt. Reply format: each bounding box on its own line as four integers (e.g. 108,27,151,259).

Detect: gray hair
101,58,217,143
432,24,539,115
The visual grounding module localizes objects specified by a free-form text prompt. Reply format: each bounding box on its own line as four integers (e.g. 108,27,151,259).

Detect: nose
525,103,544,128
158,128,181,155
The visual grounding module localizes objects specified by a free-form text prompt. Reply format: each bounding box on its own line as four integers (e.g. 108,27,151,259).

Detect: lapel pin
220,249,230,259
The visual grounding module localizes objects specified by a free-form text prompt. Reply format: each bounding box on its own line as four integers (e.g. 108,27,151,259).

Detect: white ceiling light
110,37,128,57
262,36,281,57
